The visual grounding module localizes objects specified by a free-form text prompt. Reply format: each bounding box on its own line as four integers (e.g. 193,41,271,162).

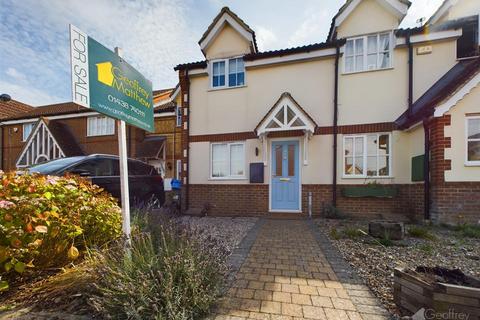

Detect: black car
28,154,165,207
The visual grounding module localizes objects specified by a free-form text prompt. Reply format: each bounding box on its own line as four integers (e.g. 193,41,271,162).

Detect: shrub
89,216,228,319
323,204,347,220
343,227,365,240
0,171,122,290
408,225,436,240
453,224,480,239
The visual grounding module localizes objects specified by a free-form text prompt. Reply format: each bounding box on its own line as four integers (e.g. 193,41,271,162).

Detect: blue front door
271,141,300,211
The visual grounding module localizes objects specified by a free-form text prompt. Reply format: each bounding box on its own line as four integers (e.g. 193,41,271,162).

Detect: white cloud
255,26,278,51
0,80,63,107
401,0,445,28
288,9,330,47
5,68,27,83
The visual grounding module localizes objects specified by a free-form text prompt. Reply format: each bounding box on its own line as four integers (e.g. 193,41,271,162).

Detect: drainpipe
0,124,3,170
423,119,430,220
184,69,190,211
407,34,414,117
332,43,340,207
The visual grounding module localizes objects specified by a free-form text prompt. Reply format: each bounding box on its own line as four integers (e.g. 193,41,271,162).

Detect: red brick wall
188,183,424,220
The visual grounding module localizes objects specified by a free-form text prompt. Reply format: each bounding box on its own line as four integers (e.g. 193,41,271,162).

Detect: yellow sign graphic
96,62,114,86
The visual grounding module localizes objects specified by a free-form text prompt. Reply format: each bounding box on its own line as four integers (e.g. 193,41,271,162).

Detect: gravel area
176,216,258,254
316,218,480,316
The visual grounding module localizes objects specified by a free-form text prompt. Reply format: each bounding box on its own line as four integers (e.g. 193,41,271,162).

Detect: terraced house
0,89,183,185
174,0,480,223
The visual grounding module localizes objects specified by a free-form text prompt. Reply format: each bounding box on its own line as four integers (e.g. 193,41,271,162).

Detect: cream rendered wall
437,0,480,24
189,58,335,136
336,0,400,39
413,41,458,101
444,85,480,182
205,24,252,60
338,47,408,125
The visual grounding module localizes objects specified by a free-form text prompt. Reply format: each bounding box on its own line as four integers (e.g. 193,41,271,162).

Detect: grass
330,227,341,240
418,243,434,254
408,225,436,240
329,226,366,240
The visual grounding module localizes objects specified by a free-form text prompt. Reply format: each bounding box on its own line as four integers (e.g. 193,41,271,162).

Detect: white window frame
87,116,115,137
210,56,246,89
176,159,182,179
22,122,35,141
466,115,480,166
175,105,182,127
344,32,393,74
343,133,392,178
210,141,246,180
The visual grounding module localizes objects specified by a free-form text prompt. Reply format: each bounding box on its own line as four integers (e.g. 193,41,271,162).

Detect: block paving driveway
213,219,389,320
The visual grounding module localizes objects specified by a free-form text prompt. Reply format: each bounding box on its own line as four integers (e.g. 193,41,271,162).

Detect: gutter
332,43,340,207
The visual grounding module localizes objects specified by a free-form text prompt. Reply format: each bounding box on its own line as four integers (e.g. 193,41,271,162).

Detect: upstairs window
211,58,245,88
22,122,35,141
345,32,391,73
87,116,115,137
176,105,182,127
467,116,480,165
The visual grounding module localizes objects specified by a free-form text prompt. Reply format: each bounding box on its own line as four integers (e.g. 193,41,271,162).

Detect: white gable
435,71,480,117
16,119,66,168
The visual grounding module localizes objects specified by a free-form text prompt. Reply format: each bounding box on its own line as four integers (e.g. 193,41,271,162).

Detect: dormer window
345,32,392,73
211,57,245,89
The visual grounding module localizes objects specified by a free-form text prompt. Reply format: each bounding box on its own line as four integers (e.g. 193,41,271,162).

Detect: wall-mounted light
255,147,259,157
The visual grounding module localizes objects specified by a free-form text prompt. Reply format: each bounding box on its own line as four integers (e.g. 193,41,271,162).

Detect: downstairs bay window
211,142,245,179
466,116,480,165
344,133,391,177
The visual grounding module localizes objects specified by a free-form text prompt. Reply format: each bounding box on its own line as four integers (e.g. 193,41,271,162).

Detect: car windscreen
28,156,85,174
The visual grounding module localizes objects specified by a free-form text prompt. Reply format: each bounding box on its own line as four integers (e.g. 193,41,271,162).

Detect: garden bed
316,219,480,316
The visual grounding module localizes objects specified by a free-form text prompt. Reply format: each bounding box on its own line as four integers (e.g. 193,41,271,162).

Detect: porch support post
303,130,312,165
260,133,268,166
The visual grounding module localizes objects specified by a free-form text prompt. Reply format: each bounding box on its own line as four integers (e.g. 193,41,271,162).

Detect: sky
0,0,443,107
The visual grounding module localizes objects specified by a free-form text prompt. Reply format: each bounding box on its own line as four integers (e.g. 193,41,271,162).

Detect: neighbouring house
173,0,480,223
0,89,183,188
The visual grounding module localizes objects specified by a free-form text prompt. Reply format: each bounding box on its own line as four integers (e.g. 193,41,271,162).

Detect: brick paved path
213,219,389,320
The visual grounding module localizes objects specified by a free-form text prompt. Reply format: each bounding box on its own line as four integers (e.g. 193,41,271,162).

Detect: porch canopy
255,92,317,165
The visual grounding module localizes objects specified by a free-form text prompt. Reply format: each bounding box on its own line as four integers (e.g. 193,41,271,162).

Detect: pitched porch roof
395,57,480,129
255,92,318,136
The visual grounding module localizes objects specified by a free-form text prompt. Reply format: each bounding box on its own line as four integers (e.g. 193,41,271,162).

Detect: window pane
355,55,364,71
379,52,390,68
275,145,283,176
212,144,228,177
288,145,295,177
355,38,364,54
378,134,389,156
354,137,364,156
345,157,354,175
229,73,236,87
230,144,244,176
345,56,354,72
355,156,364,175
346,40,354,56
367,135,377,155
379,33,390,52
367,54,377,70
468,141,480,161
228,59,237,74
367,35,377,54
468,118,480,139
379,156,389,176
236,59,244,72
237,72,245,86
367,156,377,176
345,138,353,156
218,75,225,86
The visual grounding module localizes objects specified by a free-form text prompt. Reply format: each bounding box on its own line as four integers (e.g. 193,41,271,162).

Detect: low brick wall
188,184,424,219
394,268,480,318
431,182,480,224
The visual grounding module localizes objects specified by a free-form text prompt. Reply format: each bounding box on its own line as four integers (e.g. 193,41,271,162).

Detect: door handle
279,178,290,182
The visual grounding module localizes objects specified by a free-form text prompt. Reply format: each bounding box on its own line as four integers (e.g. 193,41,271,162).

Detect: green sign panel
70,25,154,132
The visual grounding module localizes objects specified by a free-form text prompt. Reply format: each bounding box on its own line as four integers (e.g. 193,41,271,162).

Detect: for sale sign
69,24,154,132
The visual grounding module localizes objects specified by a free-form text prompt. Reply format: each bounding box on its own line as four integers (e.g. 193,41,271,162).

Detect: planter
342,185,398,198
394,267,480,318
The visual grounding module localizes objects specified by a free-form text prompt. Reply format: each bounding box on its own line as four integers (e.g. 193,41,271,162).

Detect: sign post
69,25,154,238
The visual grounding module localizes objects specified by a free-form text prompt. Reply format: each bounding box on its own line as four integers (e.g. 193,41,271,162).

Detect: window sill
209,177,247,181
86,134,116,137
465,162,480,167
208,85,247,92
342,175,394,179
342,67,393,76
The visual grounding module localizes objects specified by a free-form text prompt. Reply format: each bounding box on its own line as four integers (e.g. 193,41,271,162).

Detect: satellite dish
0,94,12,102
